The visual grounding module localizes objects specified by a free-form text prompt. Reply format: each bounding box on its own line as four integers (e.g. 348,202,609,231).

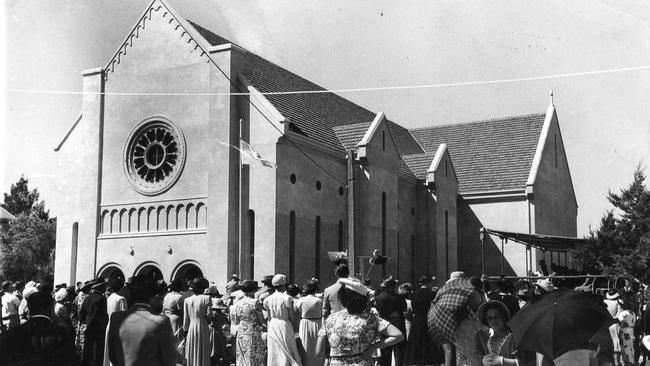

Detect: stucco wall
433,150,459,282
355,120,401,286
532,112,577,267
397,178,419,282
54,70,104,285
275,138,347,286
56,8,242,288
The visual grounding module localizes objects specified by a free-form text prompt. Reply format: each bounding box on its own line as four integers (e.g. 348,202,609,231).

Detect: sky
2,0,650,236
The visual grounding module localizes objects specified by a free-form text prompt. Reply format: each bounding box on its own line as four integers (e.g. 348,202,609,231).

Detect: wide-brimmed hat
605,290,621,301
240,280,260,293
272,274,287,287
261,275,274,285
477,300,511,327
447,271,465,283
339,278,368,296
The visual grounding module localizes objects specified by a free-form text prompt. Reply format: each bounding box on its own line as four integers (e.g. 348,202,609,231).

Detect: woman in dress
475,300,518,366
263,274,303,366
232,280,266,366
295,279,324,366
404,275,444,366
183,277,213,366
164,279,185,337
316,278,404,366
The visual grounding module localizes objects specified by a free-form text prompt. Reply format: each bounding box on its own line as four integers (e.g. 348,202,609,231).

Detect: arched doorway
171,261,204,284
97,264,125,282
134,262,164,280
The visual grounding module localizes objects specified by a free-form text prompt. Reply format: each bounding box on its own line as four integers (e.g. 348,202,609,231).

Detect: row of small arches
100,202,207,235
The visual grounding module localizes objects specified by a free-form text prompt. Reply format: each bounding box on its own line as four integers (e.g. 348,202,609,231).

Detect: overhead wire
6,64,650,97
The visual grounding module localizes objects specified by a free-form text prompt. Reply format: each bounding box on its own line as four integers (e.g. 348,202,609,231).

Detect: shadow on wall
457,202,517,277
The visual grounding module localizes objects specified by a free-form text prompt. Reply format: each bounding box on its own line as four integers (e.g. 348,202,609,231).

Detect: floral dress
318,309,390,366
232,296,266,366
617,310,636,366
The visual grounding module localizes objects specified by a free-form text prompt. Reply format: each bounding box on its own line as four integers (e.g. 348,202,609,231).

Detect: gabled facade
54,0,577,288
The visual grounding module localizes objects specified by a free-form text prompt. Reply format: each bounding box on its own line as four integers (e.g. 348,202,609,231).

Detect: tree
573,164,650,282
0,177,56,281
2,176,49,220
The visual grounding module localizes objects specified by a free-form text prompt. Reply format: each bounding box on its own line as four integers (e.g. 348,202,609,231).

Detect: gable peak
103,0,212,81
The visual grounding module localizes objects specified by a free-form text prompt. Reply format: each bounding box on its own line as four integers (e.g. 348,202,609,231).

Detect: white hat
536,278,557,292
54,288,68,302
271,274,287,287
338,278,368,296
447,271,465,283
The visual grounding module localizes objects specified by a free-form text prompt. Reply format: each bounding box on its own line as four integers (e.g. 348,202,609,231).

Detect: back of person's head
37,281,54,294
496,280,507,292
1,280,12,292
27,291,55,316
131,275,157,304
334,263,350,279
169,279,184,292
14,281,25,291
303,278,319,295
338,284,369,314
191,277,209,295
286,283,300,297
107,277,125,293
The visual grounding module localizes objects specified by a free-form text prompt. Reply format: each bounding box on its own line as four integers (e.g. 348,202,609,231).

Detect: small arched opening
171,261,204,285
134,262,164,280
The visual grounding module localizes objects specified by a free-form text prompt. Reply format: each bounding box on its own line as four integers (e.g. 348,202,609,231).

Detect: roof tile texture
409,114,546,193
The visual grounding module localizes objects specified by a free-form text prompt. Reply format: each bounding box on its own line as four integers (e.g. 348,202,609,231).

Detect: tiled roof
409,114,546,193
188,21,546,194
333,122,372,151
189,21,376,151
402,152,436,180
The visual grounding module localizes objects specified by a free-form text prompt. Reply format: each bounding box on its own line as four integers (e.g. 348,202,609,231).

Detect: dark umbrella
508,288,614,360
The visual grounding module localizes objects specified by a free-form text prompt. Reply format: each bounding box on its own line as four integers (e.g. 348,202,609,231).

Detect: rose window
124,117,186,195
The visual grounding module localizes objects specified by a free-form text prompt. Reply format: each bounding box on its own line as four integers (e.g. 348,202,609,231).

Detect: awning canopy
483,228,587,252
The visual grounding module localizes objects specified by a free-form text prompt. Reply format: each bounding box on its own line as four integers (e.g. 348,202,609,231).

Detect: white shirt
2,292,20,324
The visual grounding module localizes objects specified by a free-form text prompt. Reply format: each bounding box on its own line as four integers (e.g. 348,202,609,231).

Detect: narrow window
382,192,387,277
289,211,296,281
70,222,79,284
445,210,449,274
382,131,386,151
315,216,321,279
445,160,448,177
338,220,344,252
411,235,415,281
397,232,400,278
248,210,255,280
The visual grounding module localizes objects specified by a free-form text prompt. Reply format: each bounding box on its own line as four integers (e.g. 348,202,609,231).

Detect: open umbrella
508,288,614,360
427,278,485,346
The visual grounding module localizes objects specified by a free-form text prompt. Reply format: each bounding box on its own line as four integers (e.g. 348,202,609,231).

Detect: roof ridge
410,112,546,132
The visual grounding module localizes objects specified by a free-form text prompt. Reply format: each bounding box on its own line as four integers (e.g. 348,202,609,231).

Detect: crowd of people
1,259,650,366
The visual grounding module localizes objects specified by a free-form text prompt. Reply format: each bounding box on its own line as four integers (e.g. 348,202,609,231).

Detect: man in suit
107,274,176,366
81,279,109,366
322,263,350,319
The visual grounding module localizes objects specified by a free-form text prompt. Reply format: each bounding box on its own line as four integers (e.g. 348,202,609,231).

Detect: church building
54,0,577,288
